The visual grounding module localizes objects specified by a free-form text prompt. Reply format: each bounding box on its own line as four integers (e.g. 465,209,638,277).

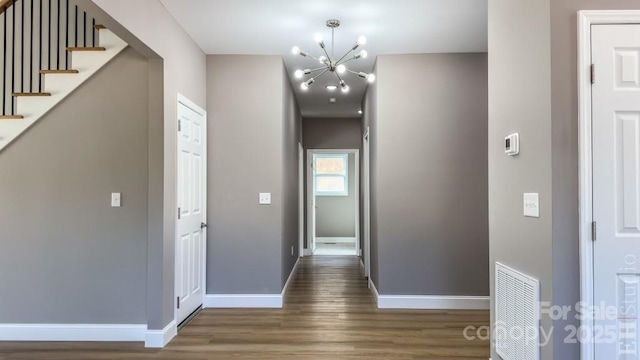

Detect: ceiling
159,0,488,118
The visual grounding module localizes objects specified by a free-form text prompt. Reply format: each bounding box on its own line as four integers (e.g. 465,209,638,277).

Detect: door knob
201,222,208,229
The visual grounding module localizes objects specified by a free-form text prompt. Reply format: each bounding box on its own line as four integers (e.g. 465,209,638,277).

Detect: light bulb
294,70,304,79
367,74,376,83
357,35,367,46
319,56,327,64
291,46,300,55
301,82,309,90
341,85,350,93
337,64,346,74
360,50,368,59
358,110,363,115
314,33,324,44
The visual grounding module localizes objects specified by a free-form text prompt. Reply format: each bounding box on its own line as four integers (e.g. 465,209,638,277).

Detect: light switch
111,193,121,207
523,193,539,218
259,193,271,205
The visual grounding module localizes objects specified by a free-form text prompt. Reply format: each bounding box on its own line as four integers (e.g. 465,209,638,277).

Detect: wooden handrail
0,0,17,16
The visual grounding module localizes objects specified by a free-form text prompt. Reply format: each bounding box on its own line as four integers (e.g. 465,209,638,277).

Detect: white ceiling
159,0,488,118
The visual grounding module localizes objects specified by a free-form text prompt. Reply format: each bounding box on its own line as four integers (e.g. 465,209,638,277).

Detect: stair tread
66,47,106,51
39,69,79,74
0,115,24,119
12,92,52,96
95,24,106,30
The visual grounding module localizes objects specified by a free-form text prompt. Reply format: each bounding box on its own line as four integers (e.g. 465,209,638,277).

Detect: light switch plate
259,193,271,205
111,193,121,207
523,193,539,218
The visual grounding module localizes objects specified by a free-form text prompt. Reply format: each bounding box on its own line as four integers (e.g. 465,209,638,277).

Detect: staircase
0,0,127,151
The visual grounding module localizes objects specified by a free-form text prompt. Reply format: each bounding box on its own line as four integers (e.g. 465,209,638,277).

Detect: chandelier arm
335,48,356,64
309,66,328,73
314,68,330,80
319,42,332,62
337,57,356,66
335,72,345,83
345,69,364,76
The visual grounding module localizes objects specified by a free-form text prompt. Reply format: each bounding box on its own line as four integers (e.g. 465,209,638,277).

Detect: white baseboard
204,294,282,308
0,323,146,342
144,320,176,348
360,259,365,270
377,295,490,310
369,278,379,300
282,257,301,296
203,258,301,309
316,237,356,244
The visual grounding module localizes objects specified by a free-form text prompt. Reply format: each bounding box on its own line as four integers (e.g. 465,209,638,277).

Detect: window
314,154,348,196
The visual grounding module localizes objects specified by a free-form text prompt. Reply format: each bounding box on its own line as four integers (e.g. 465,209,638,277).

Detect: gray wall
89,0,207,330
362,61,378,285
316,153,357,238
207,55,300,294
367,54,489,296
281,63,302,288
302,117,362,248
488,2,554,358
0,48,149,324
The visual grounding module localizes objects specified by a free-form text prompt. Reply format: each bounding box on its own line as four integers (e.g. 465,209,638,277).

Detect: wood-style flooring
0,256,490,359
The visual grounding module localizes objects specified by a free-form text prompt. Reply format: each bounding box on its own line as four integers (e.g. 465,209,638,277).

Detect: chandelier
291,19,375,93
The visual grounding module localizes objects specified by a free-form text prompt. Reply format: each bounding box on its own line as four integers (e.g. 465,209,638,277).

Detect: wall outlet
111,193,121,207
523,193,539,218
259,192,271,205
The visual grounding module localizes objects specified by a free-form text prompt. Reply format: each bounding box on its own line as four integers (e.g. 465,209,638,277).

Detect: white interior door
176,96,207,325
311,155,317,254
592,24,640,359
363,129,371,279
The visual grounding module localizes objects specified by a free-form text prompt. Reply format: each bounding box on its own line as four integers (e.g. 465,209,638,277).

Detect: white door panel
176,99,206,325
592,24,640,359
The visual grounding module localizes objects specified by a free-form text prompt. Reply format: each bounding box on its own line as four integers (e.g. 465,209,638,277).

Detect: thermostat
505,133,520,156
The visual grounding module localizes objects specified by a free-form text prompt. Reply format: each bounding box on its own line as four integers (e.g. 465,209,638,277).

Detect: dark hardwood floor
0,256,490,359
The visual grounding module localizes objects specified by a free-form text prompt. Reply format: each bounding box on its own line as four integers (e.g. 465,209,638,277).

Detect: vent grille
495,262,540,360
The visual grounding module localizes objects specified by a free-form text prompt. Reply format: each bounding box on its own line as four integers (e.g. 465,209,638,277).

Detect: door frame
298,142,305,257
306,149,360,256
174,93,208,325
578,11,640,360
363,128,371,279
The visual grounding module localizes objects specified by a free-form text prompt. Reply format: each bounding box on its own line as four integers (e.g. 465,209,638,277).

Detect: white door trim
306,149,360,256
578,10,640,360
298,143,305,257
363,127,371,280
174,93,207,328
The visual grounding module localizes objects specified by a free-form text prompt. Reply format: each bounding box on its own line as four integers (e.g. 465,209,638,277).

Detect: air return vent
495,262,540,360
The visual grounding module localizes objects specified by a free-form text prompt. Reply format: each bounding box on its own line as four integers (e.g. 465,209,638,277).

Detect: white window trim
314,153,349,197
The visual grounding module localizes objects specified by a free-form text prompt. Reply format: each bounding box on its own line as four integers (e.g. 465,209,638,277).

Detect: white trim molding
144,320,177,348
0,323,146,342
204,258,301,309
316,237,357,244
369,278,379,300
282,257,301,296
577,10,640,360
376,295,490,310
204,294,283,308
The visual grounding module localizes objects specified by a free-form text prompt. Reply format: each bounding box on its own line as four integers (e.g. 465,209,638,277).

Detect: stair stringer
0,29,128,152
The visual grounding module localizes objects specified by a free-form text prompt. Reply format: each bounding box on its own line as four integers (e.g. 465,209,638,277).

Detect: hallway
0,256,489,359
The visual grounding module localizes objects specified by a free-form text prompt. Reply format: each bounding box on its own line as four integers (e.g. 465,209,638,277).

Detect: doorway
306,149,360,256
579,12,640,360
175,94,207,326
